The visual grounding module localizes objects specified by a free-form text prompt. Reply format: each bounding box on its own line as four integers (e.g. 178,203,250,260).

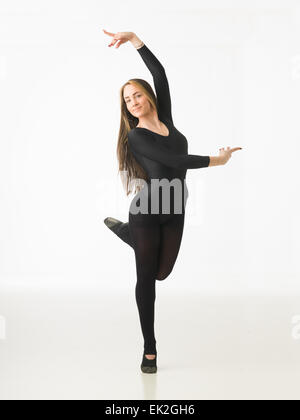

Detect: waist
132,179,189,215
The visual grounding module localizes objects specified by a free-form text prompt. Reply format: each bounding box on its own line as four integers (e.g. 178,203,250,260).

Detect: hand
219,146,242,165
102,29,134,48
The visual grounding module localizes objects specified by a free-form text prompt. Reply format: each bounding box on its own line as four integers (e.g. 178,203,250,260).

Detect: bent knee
156,270,172,281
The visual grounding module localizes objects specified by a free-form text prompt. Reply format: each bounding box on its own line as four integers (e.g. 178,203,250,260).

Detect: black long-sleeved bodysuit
127,44,210,355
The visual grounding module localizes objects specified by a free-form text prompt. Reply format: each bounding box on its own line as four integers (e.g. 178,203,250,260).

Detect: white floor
0,287,300,400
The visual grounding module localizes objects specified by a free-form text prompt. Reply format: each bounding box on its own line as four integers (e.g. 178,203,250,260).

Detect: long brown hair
117,78,157,196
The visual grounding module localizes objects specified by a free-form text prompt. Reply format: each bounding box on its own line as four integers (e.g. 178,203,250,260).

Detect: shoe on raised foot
104,217,133,248
104,217,122,230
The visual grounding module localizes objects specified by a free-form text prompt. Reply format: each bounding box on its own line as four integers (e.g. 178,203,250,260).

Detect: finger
103,29,115,37
109,38,118,47
230,147,243,152
115,40,123,48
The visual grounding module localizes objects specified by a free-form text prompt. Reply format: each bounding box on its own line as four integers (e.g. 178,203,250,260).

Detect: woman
102,30,242,374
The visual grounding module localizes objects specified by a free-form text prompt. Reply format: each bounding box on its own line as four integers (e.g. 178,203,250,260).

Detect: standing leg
129,215,160,356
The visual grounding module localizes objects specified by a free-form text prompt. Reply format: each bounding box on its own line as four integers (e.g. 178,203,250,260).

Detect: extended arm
130,34,173,124
128,130,211,170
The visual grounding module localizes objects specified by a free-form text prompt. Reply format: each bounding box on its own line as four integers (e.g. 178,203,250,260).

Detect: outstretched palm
219,147,242,164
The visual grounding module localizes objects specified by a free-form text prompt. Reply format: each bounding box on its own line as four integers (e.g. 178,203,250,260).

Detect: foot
141,352,157,374
104,217,121,229
104,217,133,248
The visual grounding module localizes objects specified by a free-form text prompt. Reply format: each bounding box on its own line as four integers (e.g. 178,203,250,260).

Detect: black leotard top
128,43,210,181
127,43,210,215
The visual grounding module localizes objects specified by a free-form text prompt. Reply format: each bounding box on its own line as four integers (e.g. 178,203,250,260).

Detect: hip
129,179,189,217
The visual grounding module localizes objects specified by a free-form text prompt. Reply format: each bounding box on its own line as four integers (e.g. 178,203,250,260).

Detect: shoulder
128,128,152,142
127,128,137,144
128,127,137,137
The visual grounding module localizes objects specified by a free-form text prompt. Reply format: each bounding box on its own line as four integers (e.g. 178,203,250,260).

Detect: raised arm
130,34,173,124
102,29,242,167
128,130,210,170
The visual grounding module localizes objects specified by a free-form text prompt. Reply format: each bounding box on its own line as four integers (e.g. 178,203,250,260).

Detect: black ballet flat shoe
104,217,122,231
141,352,157,374
104,217,133,248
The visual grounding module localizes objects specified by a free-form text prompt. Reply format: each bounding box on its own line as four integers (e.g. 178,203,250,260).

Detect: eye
125,94,141,104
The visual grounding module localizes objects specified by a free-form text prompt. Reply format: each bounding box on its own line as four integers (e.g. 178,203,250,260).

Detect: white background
0,0,300,400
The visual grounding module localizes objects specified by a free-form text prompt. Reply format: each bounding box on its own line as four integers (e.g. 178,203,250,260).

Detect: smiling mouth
134,107,141,112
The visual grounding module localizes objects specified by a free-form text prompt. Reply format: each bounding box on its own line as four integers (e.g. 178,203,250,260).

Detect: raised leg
156,213,185,281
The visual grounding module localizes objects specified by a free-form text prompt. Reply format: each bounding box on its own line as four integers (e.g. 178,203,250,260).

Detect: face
123,84,151,118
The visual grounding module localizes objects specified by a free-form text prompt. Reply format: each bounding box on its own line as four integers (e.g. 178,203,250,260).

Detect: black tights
128,211,185,354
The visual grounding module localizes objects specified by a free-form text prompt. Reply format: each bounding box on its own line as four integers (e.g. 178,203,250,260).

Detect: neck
137,112,162,130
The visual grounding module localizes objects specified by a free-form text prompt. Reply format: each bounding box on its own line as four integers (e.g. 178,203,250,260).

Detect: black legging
128,186,186,355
